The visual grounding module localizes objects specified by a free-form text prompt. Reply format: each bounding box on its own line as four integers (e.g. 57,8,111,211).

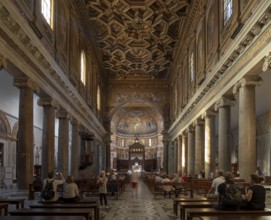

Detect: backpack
221,183,242,207
41,180,55,200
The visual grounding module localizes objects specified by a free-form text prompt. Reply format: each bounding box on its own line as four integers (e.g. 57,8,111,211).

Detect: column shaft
71,120,79,179
177,136,182,173
195,120,205,176
182,134,188,175
187,127,195,176
16,81,34,189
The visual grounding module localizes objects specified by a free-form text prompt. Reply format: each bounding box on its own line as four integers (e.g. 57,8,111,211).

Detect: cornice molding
169,2,271,140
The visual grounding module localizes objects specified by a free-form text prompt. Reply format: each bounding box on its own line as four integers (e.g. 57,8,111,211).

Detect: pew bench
0,203,8,216
179,201,217,220
29,202,99,220
173,198,216,216
200,216,271,220
9,208,92,220
0,198,25,209
0,217,85,220
185,208,271,220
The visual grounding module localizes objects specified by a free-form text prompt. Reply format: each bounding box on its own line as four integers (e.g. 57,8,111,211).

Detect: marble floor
99,180,179,220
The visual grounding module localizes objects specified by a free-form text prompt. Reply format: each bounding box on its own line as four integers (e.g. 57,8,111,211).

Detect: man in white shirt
207,170,225,199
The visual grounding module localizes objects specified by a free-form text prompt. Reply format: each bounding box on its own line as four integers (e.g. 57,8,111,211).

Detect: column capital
214,97,235,111
14,77,39,92
193,118,204,126
262,52,271,72
233,76,263,94
38,97,59,109
0,53,7,70
56,109,71,120
71,117,79,126
202,110,217,119
186,125,195,133
181,131,187,137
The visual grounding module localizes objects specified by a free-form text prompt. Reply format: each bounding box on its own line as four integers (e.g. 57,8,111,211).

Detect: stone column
202,110,216,179
187,125,195,176
214,97,235,173
194,119,205,176
104,133,111,172
181,132,188,175
38,97,58,179
71,118,79,179
233,76,262,180
177,135,182,174
14,78,37,189
162,140,169,174
56,109,70,176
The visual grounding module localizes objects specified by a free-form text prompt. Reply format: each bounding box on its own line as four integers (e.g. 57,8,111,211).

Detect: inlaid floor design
99,180,179,220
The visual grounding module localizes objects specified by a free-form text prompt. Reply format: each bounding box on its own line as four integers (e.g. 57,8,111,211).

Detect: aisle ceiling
83,0,190,80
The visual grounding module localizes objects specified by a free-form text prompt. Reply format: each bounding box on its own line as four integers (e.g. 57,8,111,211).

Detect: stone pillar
14,78,37,189
104,133,111,172
202,110,216,179
233,76,262,180
187,125,195,176
38,97,58,179
71,118,79,179
214,97,235,173
181,132,188,175
177,135,182,174
194,119,205,176
56,110,70,176
162,140,169,174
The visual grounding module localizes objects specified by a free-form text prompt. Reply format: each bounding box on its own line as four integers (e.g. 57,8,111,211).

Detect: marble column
71,118,79,179
104,134,111,172
187,125,195,176
214,97,235,173
14,78,37,189
177,135,182,174
181,132,188,175
56,110,70,176
38,97,58,179
233,76,262,180
194,119,205,176
162,139,169,173
202,110,216,179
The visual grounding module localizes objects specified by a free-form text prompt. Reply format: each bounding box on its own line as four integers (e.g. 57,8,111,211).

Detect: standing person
97,170,108,208
207,170,225,199
241,174,266,210
42,171,65,201
61,175,81,202
130,171,139,198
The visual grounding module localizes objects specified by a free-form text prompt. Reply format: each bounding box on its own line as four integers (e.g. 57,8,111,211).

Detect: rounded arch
0,111,12,138
12,121,19,140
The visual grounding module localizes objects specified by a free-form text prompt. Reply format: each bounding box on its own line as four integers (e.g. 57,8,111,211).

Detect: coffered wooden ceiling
83,0,190,80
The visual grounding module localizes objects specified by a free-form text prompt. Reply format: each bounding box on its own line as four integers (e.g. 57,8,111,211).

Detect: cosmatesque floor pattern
99,180,179,220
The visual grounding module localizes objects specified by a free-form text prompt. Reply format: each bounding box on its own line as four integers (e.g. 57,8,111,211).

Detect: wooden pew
0,203,8,216
0,198,25,209
200,216,271,220
173,198,216,216
0,217,85,220
29,202,99,220
179,201,217,220
185,208,271,220
9,208,92,220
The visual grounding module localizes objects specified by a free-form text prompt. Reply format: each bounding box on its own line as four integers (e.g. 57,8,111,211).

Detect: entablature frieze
169,2,271,140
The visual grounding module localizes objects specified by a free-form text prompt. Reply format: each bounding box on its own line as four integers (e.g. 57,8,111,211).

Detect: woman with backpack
240,174,266,210
41,171,65,201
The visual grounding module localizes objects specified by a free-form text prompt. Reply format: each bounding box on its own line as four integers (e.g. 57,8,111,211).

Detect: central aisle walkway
100,179,177,220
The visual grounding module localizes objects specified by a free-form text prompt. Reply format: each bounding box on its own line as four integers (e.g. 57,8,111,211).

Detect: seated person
214,172,242,210
241,174,265,210
60,175,81,202
42,171,65,201
207,170,225,199
162,175,172,198
171,173,184,197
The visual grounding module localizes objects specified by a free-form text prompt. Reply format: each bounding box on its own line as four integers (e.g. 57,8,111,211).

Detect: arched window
190,52,195,82
41,0,54,28
224,0,233,26
97,86,101,110
80,51,86,85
